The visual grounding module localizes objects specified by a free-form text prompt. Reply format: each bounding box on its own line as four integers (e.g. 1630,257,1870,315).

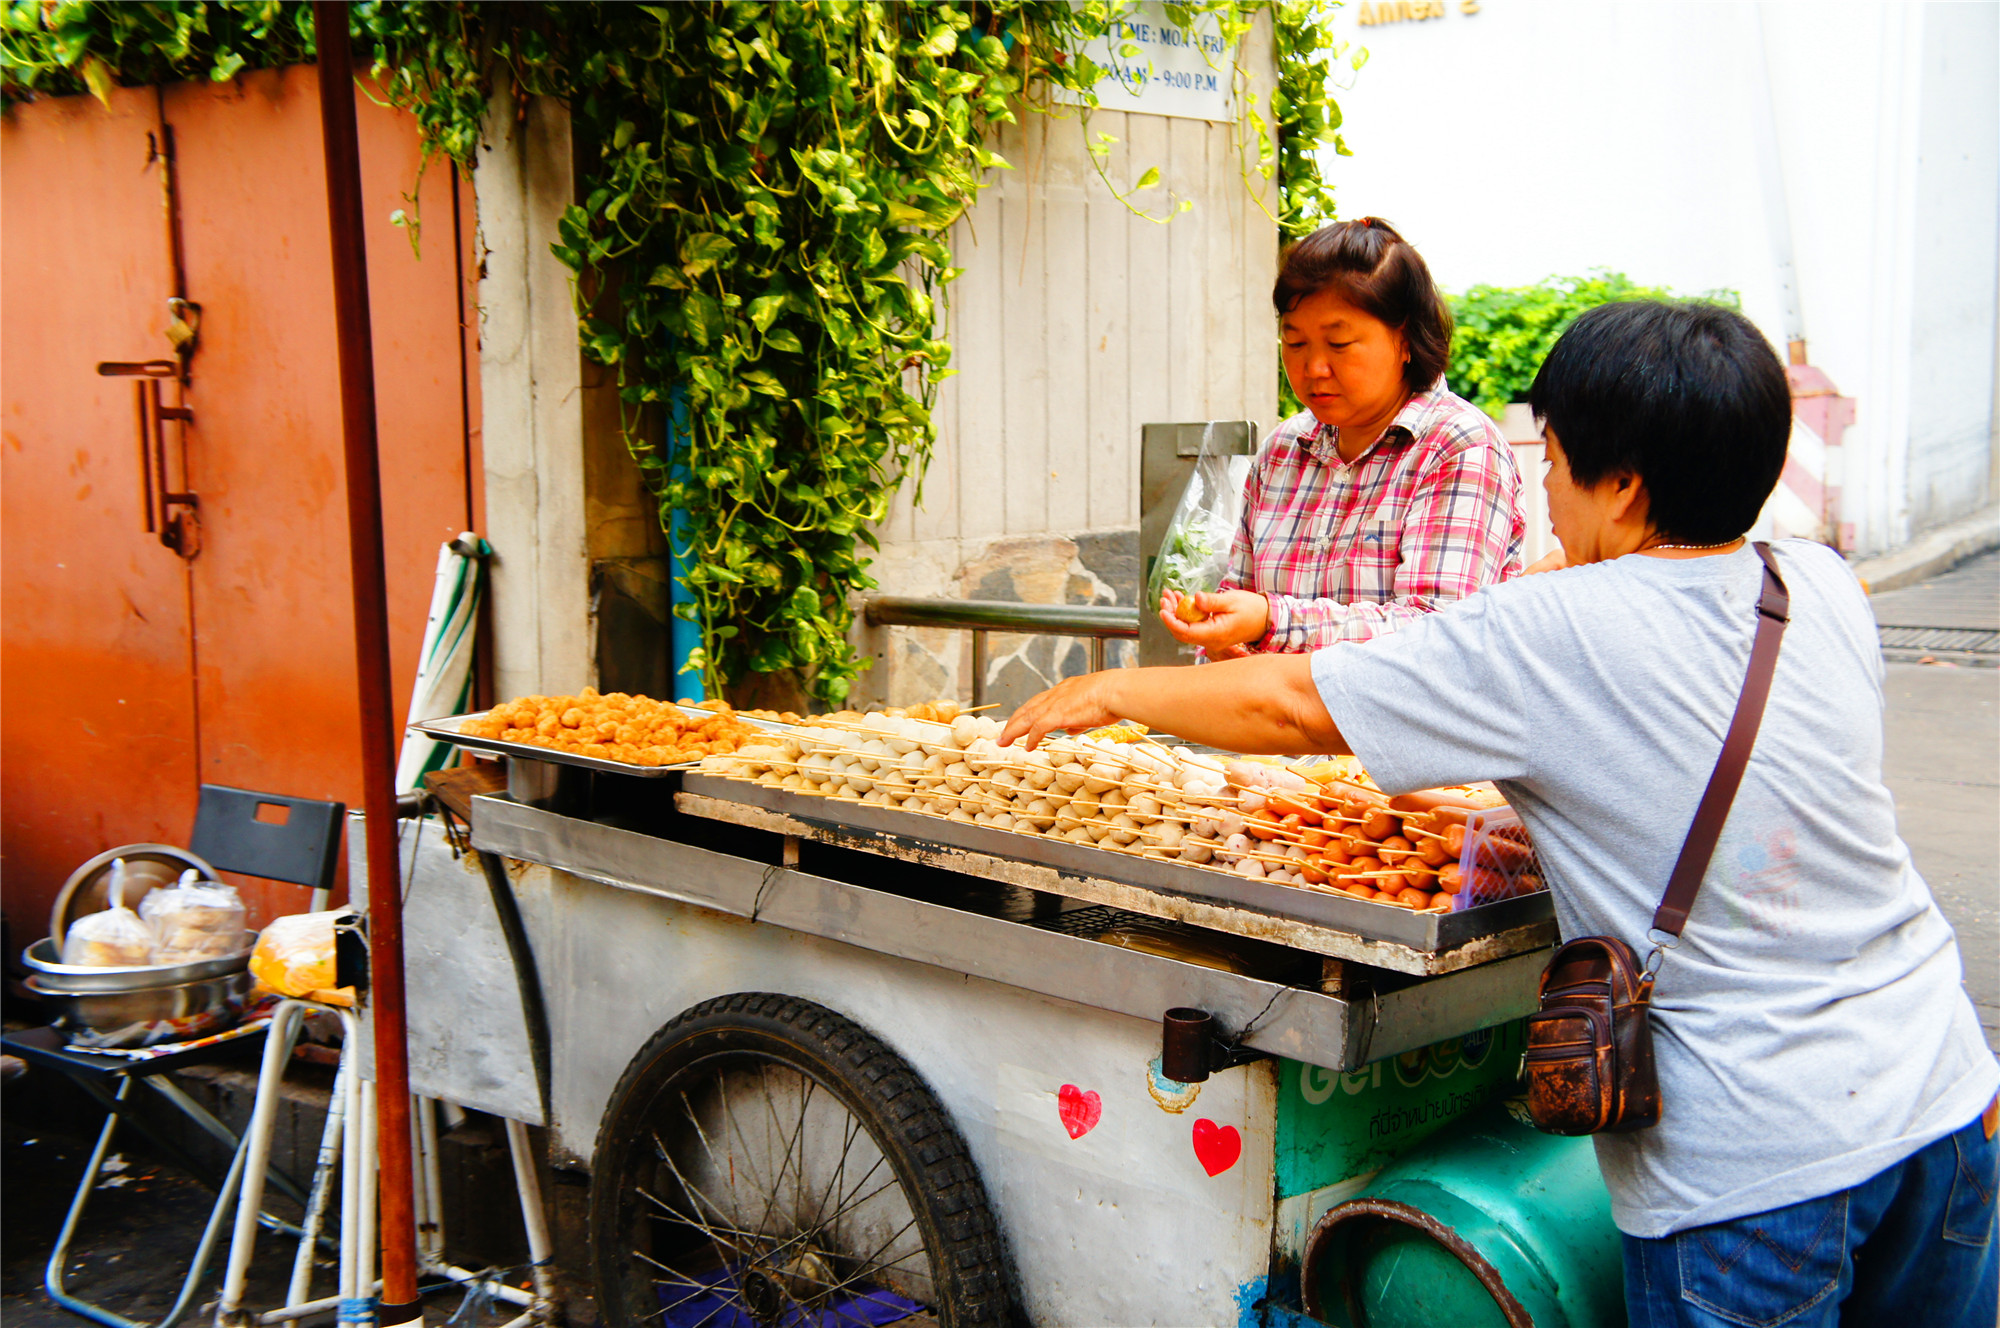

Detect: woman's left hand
1158,589,1272,650
998,672,1124,751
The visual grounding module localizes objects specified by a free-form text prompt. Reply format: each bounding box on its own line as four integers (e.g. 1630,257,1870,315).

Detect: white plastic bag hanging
1145,426,1255,619
62,860,156,967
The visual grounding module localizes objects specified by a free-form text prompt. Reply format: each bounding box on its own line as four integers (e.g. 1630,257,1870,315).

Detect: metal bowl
22,969,252,1048
48,844,219,945
20,936,253,993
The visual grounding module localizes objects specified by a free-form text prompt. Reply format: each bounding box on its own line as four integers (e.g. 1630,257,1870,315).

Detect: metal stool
3,785,347,1328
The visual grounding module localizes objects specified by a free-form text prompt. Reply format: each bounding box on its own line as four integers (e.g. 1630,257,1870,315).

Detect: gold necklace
1646,538,1742,552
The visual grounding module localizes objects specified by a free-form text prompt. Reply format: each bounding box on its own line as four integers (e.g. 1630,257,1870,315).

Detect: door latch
96,359,200,559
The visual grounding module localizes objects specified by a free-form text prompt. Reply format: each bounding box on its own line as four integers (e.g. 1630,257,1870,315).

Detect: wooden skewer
960,703,1002,714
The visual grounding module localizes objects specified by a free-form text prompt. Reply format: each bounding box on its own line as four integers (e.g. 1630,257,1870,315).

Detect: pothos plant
4,0,1355,704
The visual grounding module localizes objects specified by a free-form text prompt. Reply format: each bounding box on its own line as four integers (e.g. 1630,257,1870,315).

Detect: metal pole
310,4,420,1322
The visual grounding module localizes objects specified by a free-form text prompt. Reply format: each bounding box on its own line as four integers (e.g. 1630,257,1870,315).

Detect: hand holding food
1156,588,1272,650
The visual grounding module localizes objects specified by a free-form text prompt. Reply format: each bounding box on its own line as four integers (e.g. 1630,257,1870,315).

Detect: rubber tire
589,992,1013,1328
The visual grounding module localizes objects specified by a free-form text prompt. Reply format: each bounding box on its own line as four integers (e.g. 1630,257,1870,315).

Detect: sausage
1376,835,1416,863
1387,785,1508,817
1414,836,1452,867
1267,790,1325,827
1474,835,1534,873
1343,883,1379,900
1360,809,1402,841
1244,815,1284,842
1299,827,1332,851
1395,887,1432,908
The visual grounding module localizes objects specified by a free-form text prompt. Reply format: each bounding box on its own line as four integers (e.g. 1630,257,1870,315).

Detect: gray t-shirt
1311,539,1998,1237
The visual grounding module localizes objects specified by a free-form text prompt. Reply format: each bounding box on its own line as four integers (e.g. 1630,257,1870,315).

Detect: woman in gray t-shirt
1001,301,1998,1327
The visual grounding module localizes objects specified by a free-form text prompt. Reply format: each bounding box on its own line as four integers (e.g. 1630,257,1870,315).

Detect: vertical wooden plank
1241,10,1283,432
1086,110,1135,530
1126,112,1172,491
1044,110,1093,535
1000,115,1050,536
1165,116,1207,422
911,251,960,544
954,150,1008,543
1206,117,1246,421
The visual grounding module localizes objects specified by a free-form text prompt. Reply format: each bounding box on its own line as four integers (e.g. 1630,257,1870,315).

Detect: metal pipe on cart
311,3,420,1321
475,850,552,1118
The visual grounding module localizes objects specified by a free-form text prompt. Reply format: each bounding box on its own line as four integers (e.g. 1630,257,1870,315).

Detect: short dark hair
1530,300,1791,544
1273,218,1452,392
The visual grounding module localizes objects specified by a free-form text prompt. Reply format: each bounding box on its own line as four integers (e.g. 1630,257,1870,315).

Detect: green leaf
1133,165,1161,192
746,293,787,332
682,232,735,278
79,54,112,107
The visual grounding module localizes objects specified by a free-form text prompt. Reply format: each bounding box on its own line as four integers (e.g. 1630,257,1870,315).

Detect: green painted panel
1275,1021,1526,1198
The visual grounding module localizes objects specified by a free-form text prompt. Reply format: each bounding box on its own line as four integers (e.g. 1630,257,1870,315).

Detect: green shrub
1444,272,1740,420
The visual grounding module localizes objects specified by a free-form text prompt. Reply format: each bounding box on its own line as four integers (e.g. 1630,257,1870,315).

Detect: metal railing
861,596,1141,708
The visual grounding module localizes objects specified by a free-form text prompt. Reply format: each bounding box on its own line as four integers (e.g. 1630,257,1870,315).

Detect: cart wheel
590,992,1012,1328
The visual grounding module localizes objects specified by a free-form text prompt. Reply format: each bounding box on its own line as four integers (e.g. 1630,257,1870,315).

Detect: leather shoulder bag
1524,542,1791,1136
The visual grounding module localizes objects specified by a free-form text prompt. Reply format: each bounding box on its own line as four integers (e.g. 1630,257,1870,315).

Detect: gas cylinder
1300,1101,1625,1328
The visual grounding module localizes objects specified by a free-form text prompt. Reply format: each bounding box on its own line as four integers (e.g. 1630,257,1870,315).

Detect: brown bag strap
1650,542,1791,939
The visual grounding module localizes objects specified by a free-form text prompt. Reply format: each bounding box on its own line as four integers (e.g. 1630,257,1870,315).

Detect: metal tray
408,712,693,778
678,773,1555,963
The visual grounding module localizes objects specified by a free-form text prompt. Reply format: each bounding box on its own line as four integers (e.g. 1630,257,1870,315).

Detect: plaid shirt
1225,379,1525,650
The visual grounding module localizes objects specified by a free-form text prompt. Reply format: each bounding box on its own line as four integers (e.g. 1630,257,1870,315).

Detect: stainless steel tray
678,773,1556,964
408,712,693,777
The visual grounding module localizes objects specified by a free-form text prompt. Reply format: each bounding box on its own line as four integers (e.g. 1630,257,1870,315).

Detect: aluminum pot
22,970,252,1048
19,937,254,1048
20,936,252,992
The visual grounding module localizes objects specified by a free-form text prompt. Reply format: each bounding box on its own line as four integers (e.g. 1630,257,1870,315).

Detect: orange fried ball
470,687,760,767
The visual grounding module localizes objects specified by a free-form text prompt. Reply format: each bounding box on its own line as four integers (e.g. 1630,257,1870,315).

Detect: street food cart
377,702,1626,1328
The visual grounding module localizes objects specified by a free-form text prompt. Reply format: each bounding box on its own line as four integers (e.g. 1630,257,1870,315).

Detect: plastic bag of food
141,870,249,964
250,909,356,1005
1145,427,1255,618
62,860,156,966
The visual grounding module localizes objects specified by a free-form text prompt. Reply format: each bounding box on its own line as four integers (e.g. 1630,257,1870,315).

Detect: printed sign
1274,1022,1525,1199
1058,2,1238,123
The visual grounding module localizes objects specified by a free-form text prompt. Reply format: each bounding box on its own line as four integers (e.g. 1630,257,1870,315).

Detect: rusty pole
310,4,420,1322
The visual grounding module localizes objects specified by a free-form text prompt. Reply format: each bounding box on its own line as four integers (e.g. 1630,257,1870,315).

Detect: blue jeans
1624,1108,1999,1327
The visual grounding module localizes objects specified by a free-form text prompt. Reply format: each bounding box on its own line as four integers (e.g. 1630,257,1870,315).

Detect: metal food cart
367,716,1626,1328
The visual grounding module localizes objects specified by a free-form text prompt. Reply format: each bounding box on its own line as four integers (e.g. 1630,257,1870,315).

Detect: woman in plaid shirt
1160,219,1527,657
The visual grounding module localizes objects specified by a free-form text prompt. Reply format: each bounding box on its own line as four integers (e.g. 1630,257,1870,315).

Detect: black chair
189,785,346,914
3,784,345,1328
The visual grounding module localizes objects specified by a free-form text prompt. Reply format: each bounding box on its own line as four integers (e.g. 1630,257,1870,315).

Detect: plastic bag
250,909,356,1006
62,860,156,966
1145,427,1255,618
141,870,249,965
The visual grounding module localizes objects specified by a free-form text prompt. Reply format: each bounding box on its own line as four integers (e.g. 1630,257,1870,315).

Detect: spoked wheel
590,993,1012,1328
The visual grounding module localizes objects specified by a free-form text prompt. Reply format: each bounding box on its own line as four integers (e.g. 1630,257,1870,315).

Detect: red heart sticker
1191,1118,1241,1176
1057,1084,1102,1139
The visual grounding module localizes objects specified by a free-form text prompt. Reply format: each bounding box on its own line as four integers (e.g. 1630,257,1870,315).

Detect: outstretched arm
998,653,1349,756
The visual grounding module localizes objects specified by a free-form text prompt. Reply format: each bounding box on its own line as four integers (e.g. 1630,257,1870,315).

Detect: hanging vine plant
4,0,1353,704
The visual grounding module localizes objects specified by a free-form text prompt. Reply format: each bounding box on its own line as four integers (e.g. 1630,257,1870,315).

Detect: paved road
1883,661,2000,1052
1868,549,1998,1049
1870,549,1999,665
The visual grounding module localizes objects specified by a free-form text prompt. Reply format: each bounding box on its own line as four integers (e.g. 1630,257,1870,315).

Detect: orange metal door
2,68,479,934
1,86,202,933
